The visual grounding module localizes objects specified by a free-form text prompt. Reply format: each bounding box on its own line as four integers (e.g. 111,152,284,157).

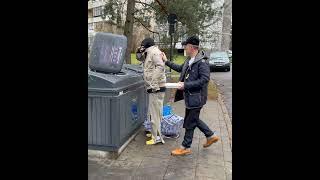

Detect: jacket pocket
186,91,201,107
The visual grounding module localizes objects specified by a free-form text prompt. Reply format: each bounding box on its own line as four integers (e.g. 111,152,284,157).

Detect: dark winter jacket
165,50,210,109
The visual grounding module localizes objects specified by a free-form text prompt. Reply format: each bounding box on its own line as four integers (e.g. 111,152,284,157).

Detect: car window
210,52,229,61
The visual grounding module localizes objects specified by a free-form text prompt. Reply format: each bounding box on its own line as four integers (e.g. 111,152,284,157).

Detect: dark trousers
182,108,214,148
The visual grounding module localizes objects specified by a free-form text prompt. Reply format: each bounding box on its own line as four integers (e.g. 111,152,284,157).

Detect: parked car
227,50,232,63
208,51,231,72
227,50,232,58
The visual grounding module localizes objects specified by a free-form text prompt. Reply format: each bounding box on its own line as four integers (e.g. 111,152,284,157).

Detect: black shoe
145,131,152,138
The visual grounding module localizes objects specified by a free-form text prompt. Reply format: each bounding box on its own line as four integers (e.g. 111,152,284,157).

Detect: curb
212,80,232,150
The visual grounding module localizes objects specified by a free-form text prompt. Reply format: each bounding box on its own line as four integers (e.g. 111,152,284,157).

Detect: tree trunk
229,27,232,50
123,0,135,64
221,0,232,51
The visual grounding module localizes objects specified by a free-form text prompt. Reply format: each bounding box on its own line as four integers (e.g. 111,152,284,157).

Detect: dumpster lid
122,64,143,73
88,68,143,91
89,32,127,74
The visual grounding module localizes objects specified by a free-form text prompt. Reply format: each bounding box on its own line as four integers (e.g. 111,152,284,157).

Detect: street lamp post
101,6,106,31
167,13,177,72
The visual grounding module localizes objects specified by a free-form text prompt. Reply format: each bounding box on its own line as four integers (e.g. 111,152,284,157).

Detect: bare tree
123,0,135,64
221,0,232,51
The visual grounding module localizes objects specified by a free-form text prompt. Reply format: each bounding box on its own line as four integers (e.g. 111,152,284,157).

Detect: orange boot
171,147,191,156
203,135,219,148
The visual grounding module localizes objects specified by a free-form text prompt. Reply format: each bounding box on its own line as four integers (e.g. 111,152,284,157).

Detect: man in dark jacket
162,36,219,156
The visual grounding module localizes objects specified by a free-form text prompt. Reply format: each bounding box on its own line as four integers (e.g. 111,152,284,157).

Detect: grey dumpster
122,64,148,124
88,67,147,151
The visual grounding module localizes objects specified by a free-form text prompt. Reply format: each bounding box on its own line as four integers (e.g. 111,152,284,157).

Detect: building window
93,6,103,17
88,23,94,30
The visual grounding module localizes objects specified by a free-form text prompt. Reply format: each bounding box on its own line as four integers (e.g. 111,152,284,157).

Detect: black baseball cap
181,36,200,46
141,37,155,49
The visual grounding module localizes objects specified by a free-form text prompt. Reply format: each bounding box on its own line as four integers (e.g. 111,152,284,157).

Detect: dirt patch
207,80,218,100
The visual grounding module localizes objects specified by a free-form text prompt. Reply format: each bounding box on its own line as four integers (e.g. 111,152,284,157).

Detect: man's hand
138,46,145,53
161,52,168,62
177,81,184,90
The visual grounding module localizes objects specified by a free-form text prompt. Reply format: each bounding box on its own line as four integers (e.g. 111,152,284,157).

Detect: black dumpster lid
88,68,143,91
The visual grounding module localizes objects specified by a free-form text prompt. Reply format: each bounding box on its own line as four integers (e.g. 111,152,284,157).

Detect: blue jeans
182,108,214,148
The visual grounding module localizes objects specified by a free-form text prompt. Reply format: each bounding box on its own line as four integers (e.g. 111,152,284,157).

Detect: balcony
88,0,106,9
88,16,114,24
88,16,103,23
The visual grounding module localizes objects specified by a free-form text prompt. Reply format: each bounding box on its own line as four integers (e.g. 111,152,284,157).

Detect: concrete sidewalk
88,99,232,180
